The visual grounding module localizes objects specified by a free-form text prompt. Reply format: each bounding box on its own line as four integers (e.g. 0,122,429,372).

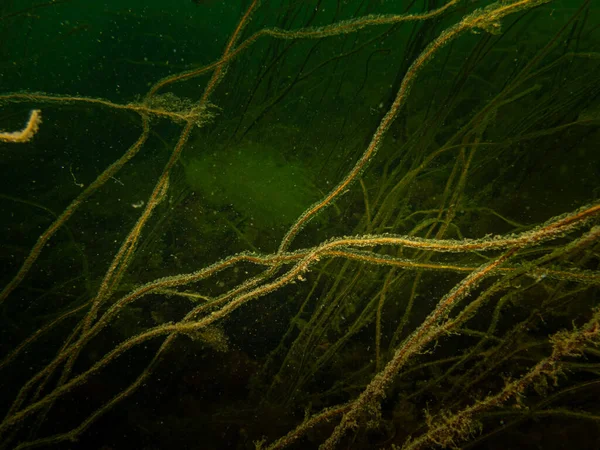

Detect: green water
0,1,599,449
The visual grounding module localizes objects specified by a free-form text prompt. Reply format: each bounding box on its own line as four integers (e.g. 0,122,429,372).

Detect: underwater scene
0,0,599,449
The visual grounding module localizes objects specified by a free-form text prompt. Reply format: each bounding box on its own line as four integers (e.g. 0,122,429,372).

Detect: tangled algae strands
0,0,599,449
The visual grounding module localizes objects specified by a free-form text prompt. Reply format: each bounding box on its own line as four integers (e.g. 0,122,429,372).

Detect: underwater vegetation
0,0,599,449
184,141,321,229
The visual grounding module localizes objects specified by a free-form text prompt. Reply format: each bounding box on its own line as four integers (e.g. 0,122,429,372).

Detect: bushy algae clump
184,142,321,229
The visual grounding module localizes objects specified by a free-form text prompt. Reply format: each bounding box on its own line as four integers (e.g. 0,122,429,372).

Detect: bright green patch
184,142,320,228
